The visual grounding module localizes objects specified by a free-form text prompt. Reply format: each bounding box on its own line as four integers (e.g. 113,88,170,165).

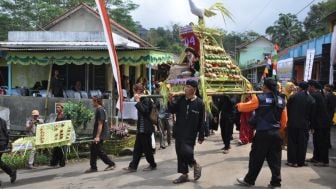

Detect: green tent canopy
6,50,174,66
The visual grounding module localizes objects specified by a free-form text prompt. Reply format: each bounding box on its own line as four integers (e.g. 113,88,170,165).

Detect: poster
304,49,315,81
277,58,293,83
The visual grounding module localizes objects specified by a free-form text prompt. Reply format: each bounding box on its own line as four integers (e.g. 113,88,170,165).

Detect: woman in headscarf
284,82,295,100
281,82,295,147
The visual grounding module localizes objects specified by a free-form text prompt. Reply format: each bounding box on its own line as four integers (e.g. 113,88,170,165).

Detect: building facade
236,36,273,85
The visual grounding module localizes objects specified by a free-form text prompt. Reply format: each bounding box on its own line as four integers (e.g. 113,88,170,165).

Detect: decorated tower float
161,1,251,108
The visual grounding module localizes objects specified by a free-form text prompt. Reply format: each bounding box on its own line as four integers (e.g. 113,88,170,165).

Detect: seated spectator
73,81,82,92
32,82,42,90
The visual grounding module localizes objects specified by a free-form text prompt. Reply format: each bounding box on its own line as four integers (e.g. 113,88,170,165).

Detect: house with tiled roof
0,3,173,130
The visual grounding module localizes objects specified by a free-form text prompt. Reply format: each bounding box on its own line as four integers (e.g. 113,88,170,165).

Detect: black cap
298,81,308,90
263,78,277,92
185,47,198,57
186,79,198,88
308,80,320,89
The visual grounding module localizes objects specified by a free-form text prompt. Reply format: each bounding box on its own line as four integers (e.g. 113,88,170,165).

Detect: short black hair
92,96,103,105
263,78,277,92
308,80,321,89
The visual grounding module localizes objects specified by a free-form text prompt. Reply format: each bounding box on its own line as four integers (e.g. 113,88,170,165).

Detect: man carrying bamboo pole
168,79,204,184
236,78,287,188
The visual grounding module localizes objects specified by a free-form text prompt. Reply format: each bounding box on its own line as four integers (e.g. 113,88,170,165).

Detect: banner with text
277,58,293,83
304,49,315,81
35,120,75,148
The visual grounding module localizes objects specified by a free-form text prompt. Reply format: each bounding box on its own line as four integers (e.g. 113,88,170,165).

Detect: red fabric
239,112,254,144
239,96,255,144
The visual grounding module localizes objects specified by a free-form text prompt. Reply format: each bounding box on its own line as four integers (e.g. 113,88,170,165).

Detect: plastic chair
80,91,88,98
39,90,52,97
89,90,98,98
11,88,22,96
97,90,102,97
65,90,75,98
74,92,81,99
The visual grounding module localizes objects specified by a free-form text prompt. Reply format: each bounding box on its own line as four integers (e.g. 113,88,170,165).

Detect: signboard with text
180,26,200,55
277,58,294,82
304,49,315,81
35,120,75,148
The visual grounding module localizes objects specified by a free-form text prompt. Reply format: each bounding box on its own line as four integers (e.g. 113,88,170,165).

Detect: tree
0,0,140,40
266,13,305,49
144,24,184,55
304,0,336,39
108,0,139,33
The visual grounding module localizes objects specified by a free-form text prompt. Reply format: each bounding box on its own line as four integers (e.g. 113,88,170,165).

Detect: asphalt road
1,130,335,189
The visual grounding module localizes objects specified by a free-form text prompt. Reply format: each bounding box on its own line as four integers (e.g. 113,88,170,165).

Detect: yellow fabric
284,82,295,99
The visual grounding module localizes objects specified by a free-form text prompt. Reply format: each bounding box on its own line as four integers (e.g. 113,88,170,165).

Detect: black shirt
93,107,109,140
135,97,154,134
310,91,331,129
51,77,64,97
287,91,315,129
168,95,205,142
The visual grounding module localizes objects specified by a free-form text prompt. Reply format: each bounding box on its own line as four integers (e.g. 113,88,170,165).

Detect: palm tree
266,13,306,49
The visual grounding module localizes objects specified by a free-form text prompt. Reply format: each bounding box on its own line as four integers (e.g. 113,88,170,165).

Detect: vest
255,93,285,131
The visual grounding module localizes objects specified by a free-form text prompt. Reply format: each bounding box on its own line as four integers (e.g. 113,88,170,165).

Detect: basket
104,135,135,155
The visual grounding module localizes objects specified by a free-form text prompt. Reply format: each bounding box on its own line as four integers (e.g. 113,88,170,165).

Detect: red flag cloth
96,0,123,112
274,43,280,51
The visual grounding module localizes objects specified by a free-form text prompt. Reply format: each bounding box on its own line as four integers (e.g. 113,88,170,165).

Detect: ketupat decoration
163,1,251,111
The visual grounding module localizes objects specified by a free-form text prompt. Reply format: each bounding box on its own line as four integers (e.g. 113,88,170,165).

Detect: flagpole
95,0,124,114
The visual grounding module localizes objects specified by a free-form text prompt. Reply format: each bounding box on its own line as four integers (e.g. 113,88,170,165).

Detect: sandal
173,175,189,184
193,163,202,181
286,162,298,167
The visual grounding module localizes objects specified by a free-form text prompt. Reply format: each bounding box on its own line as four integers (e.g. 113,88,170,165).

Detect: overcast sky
131,0,325,34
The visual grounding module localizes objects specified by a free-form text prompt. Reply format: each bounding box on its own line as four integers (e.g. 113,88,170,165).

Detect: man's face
32,115,39,120
323,86,330,94
56,106,62,114
308,85,315,93
184,85,195,96
92,99,98,108
134,89,143,95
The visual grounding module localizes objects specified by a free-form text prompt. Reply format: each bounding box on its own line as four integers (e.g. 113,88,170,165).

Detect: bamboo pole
44,64,53,118
140,91,262,98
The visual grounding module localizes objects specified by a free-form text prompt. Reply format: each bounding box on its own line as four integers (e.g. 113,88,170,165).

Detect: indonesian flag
263,56,272,78
95,0,123,112
272,46,278,78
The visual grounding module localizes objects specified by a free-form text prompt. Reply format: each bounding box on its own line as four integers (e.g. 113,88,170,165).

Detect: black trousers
175,140,196,174
90,141,115,170
129,133,156,169
0,144,14,177
158,117,172,146
313,128,329,164
220,119,233,149
50,146,66,167
244,130,282,186
287,128,309,165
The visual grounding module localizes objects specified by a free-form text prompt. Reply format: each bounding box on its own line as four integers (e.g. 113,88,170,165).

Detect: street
1,130,335,189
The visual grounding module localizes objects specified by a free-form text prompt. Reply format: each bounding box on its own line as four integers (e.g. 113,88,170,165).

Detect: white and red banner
95,0,123,112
